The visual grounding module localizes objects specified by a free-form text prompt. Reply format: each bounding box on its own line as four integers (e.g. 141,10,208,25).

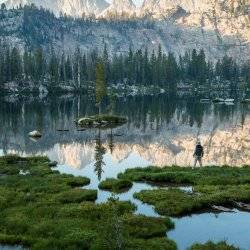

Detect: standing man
193,140,204,168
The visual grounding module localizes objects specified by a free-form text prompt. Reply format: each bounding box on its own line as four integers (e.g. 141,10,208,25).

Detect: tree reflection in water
94,129,106,180
94,128,115,180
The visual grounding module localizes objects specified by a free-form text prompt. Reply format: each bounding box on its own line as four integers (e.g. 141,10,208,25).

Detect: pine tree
59,53,66,82
143,48,149,85
166,52,179,90
73,47,81,88
189,49,198,81
103,43,110,82
23,50,30,79
10,47,22,81
156,44,163,85
150,50,157,84
0,48,3,85
95,61,106,114
48,51,59,85
34,47,45,81
127,46,134,85
197,49,207,84
65,56,72,81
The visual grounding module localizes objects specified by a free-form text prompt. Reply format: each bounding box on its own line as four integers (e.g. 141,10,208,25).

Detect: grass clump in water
190,241,239,250
99,178,133,193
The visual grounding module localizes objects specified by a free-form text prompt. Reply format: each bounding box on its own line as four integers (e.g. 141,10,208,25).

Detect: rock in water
28,130,42,138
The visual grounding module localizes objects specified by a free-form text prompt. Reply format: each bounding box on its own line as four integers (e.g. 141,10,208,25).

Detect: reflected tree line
0,94,248,134
0,94,249,178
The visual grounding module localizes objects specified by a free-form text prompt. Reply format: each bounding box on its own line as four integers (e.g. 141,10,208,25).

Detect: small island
77,114,127,129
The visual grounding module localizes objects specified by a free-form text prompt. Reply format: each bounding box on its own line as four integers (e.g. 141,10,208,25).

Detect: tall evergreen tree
34,47,45,81
10,47,22,81
95,61,106,114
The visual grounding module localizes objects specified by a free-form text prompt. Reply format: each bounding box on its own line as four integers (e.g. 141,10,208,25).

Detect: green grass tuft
99,178,133,193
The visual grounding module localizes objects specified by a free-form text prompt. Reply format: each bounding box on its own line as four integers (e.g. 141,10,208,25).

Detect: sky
107,0,144,6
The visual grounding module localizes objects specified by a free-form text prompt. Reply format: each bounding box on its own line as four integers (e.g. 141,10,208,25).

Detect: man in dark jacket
193,140,204,168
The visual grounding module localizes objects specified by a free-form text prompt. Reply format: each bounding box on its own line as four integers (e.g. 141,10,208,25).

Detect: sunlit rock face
4,0,110,16
1,0,250,61
100,0,136,18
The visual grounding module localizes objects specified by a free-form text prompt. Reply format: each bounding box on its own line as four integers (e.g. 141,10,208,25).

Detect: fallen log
233,201,250,211
211,205,234,212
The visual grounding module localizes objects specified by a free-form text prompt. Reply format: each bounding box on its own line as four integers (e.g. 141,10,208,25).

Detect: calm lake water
0,93,250,250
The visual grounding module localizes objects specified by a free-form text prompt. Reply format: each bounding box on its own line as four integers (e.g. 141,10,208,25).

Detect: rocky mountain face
100,0,136,18
3,0,250,18
0,0,249,61
3,0,109,16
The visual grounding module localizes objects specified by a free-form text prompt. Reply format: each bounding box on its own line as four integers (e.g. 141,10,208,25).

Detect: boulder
77,118,94,126
28,130,42,138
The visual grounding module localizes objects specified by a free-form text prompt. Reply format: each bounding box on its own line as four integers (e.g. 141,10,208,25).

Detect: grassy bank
0,155,176,249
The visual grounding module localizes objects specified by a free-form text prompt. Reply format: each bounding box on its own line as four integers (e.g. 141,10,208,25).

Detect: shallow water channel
56,164,250,250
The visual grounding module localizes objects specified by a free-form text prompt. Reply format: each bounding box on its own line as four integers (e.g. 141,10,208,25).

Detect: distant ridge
3,0,110,16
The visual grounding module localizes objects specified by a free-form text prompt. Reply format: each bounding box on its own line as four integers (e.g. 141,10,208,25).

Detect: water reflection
0,94,250,177
169,210,250,250
94,129,106,180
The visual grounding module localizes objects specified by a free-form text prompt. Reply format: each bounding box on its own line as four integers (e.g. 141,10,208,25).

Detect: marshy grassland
0,155,176,250
0,156,246,249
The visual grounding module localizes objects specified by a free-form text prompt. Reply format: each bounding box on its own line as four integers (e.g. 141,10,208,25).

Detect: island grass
190,241,239,250
99,178,133,193
0,155,176,249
